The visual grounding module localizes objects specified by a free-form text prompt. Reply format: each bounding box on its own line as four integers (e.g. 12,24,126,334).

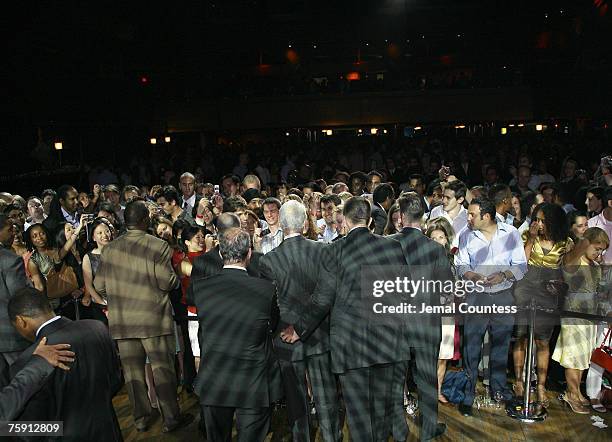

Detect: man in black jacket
189,213,263,282
191,228,282,441
0,214,30,386
389,193,451,441
371,183,395,235
0,337,74,422
260,200,340,442
8,288,123,442
283,197,410,442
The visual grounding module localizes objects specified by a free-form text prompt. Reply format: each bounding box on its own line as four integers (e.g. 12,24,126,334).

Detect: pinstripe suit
0,246,29,387
389,227,452,441
294,227,410,442
191,268,282,441
260,235,340,442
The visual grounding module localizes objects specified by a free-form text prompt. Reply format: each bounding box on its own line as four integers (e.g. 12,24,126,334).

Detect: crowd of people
0,142,611,441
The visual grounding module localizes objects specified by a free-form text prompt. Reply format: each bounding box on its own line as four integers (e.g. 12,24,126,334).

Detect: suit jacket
389,227,453,348
0,356,54,421
293,227,410,373
259,235,330,362
191,268,282,408
371,203,388,235
94,229,178,339
0,247,30,353
11,317,123,442
187,245,263,305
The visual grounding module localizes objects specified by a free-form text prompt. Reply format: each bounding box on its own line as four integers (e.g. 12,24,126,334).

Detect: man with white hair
260,201,340,442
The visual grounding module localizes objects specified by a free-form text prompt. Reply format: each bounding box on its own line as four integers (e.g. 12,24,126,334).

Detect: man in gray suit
0,213,29,386
389,193,451,441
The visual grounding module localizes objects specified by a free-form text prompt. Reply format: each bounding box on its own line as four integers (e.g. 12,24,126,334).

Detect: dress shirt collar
223,265,247,271
36,316,62,339
284,233,301,240
348,225,369,234
183,194,196,208
61,207,79,227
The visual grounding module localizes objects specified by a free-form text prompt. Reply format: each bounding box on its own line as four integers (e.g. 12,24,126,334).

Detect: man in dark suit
282,196,410,442
191,228,282,441
371,183,395,235
389,194,451,441
179,172,203,215
259,201,340,442
0,214,30,386
189,212,263,282
0,336,75,422
8,287,123,441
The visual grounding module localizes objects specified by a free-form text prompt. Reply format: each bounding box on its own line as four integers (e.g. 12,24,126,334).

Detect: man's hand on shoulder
33,337,75,371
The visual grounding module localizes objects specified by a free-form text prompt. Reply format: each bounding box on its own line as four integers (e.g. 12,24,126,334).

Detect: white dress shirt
36,316,62,338
455,222,527,293
317,218,338,243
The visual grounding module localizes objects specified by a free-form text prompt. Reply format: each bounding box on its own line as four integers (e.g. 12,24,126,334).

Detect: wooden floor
114,384,612,441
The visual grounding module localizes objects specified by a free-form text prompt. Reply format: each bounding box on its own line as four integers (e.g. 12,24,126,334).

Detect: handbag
591,329,612,372
46,263,79,299
441,369,469,404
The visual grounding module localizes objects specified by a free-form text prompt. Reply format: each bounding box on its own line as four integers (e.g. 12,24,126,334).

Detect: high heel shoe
537,385,550,407
560,393,590,414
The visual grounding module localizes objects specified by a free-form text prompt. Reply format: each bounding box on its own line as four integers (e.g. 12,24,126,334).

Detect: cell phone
214,185,220,195
259,228,271,238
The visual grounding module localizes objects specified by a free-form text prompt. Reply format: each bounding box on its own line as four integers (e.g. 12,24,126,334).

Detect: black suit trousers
338,363,396,442
412,346,439,441
203,405,271,442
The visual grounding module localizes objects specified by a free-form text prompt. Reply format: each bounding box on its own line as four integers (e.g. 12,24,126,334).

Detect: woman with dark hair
175,225,207,371
25,216,85,310
512,202,572,405
383,203,402,236
567,210,589,242
425,217,457,404
82,217,114,312
516,191,539,234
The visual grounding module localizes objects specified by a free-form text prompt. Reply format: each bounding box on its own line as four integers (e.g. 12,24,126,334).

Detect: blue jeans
462,289,515,406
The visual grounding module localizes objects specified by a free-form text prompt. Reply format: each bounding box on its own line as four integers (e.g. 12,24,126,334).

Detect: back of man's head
488,183,511,207
280,200,306,233
223,195,248,213
243,174,261,191
216,212,241,234
124,200,149,229
8,287,53,323
397,193,424,224
343,196,371,225
219,227,251,264
373,183,395,205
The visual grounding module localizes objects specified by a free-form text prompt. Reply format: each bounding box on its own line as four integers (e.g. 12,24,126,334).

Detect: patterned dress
552,257,601,370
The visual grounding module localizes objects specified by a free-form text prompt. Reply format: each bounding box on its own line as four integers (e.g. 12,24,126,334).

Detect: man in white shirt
255,198,283,254
317,194,341,243
455,197,527,417
428,180,468,242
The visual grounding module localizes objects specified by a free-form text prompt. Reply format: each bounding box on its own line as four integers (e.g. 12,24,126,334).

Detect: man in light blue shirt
455,197,527,416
